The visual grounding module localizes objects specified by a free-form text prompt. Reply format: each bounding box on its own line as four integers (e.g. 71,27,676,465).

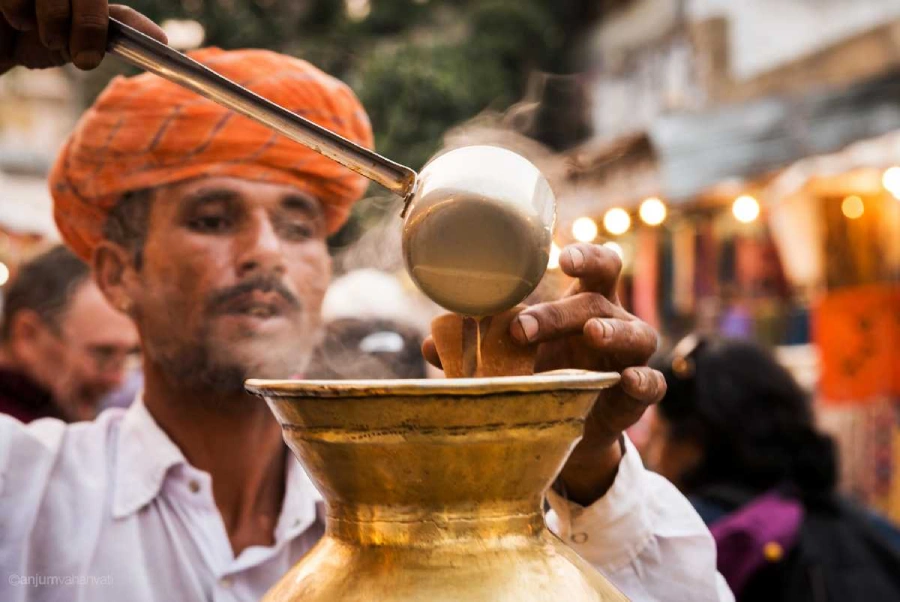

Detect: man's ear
93,242,138,317
8,309,47,346
6,309,54,363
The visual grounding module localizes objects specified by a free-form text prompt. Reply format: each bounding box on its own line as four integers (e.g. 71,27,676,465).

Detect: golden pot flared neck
246,370,627,602
247,371,618,542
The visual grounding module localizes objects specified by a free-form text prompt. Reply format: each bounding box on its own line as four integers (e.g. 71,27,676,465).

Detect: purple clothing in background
720,306,753,339
710,492,804,596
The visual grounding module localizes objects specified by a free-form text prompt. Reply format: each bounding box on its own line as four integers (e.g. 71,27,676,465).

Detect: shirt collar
275,453,322,540
112,397,322,538
112,397,190,518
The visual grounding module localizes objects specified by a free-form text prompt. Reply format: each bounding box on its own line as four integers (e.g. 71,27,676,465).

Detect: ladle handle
106,18,417,199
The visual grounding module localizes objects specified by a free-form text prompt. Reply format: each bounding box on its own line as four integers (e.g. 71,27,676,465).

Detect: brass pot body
246,370,627,602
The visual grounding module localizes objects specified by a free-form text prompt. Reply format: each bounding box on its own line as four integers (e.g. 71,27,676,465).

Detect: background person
0,245,139,422
645,335,900,601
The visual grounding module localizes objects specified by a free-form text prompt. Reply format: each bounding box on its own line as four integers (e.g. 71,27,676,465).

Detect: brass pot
246,370,627,602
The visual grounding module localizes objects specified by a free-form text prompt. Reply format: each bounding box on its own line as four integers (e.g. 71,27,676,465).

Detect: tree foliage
105,0,600,168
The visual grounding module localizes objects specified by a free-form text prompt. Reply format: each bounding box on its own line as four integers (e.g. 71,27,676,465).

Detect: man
0,245,139,422
1,10,732,602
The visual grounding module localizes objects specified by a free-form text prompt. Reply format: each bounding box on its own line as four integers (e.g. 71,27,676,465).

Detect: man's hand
511,243,665,505
1,1,165,74
424,243,665,506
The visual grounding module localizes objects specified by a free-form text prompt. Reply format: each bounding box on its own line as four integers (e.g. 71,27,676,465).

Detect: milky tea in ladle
402,146,555,376
402,146,556,319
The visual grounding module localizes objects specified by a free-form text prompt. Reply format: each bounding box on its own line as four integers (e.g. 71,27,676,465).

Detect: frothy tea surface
403,193,551,316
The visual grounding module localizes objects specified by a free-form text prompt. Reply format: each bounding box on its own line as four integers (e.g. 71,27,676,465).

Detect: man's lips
218,291,291,318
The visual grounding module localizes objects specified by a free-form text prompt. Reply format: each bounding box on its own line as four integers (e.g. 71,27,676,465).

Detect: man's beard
148,330,316,406
153,340,249,396
141,274,319,403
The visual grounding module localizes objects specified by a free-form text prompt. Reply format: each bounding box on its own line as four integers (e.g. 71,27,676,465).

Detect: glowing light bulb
0,262,8,286
345,0,371,20
603,208,631,235
841,195,864,219
548,242,561,270
732,195,760,223
160,19,205,50
639,197,667,226
602,241,624,261
571,217,598,242
883,166,900,199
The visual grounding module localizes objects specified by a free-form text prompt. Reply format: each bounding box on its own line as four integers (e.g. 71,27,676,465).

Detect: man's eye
282,223,314,240
189,215,231,232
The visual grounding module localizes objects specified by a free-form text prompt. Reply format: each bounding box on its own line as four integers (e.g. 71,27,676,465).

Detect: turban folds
50,48,374,260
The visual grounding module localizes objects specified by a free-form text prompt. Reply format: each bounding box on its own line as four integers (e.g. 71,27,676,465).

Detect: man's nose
236,213,286,278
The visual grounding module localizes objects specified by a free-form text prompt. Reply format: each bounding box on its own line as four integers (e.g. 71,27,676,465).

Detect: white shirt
0,401,732,602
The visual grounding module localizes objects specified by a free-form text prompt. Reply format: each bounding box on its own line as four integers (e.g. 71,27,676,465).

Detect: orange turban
50,48,374,260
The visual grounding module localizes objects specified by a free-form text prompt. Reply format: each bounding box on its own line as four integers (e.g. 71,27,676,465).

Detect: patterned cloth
49,48,373,260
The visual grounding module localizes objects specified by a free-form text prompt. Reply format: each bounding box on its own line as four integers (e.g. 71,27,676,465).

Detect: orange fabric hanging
814,284,900,403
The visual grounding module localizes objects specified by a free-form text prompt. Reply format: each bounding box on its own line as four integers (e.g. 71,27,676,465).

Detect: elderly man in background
0,245,139,422
1,5,731,602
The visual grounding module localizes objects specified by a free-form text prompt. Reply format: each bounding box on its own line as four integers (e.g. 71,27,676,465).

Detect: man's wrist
557,434,625,507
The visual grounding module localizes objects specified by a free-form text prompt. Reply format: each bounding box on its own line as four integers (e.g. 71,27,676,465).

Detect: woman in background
644,336,900,602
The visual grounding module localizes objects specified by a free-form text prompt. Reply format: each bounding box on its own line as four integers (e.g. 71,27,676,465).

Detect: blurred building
556,0,900,519
0,67,74,283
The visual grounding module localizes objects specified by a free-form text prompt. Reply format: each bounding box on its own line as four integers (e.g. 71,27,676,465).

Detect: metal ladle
107,18,556,317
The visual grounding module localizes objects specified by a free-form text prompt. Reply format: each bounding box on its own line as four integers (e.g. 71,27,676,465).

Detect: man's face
128,176,331,394
29,281,140,421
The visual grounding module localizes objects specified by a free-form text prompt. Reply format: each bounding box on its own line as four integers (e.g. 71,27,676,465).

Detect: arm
547,435,734,602
505,243,731,599
423,243,732,598
0,414,66,602
0,415,66,538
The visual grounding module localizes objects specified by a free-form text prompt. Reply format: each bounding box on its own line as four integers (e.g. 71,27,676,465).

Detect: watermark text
8,573,114,587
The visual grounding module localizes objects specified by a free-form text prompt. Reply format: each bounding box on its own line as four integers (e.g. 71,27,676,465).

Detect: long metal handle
106,18,417,199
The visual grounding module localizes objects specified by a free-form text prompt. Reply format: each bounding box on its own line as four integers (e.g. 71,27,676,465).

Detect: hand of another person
423,243,666,505
1,1,166,74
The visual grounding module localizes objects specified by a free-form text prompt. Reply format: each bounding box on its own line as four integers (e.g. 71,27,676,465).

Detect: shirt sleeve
0,415,70,602
546,435,734,602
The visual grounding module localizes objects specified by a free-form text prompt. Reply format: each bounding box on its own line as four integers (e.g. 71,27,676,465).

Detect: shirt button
220,577,233,588
188,480,201,494
570,532,588,544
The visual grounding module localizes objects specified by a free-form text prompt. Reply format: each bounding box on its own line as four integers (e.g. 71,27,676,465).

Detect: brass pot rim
245,369,619,399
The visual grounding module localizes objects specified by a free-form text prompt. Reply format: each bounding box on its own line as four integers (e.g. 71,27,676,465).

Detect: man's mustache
207,276,301,313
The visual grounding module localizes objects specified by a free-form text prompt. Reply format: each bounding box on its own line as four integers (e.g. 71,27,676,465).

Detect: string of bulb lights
547,165,900,270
